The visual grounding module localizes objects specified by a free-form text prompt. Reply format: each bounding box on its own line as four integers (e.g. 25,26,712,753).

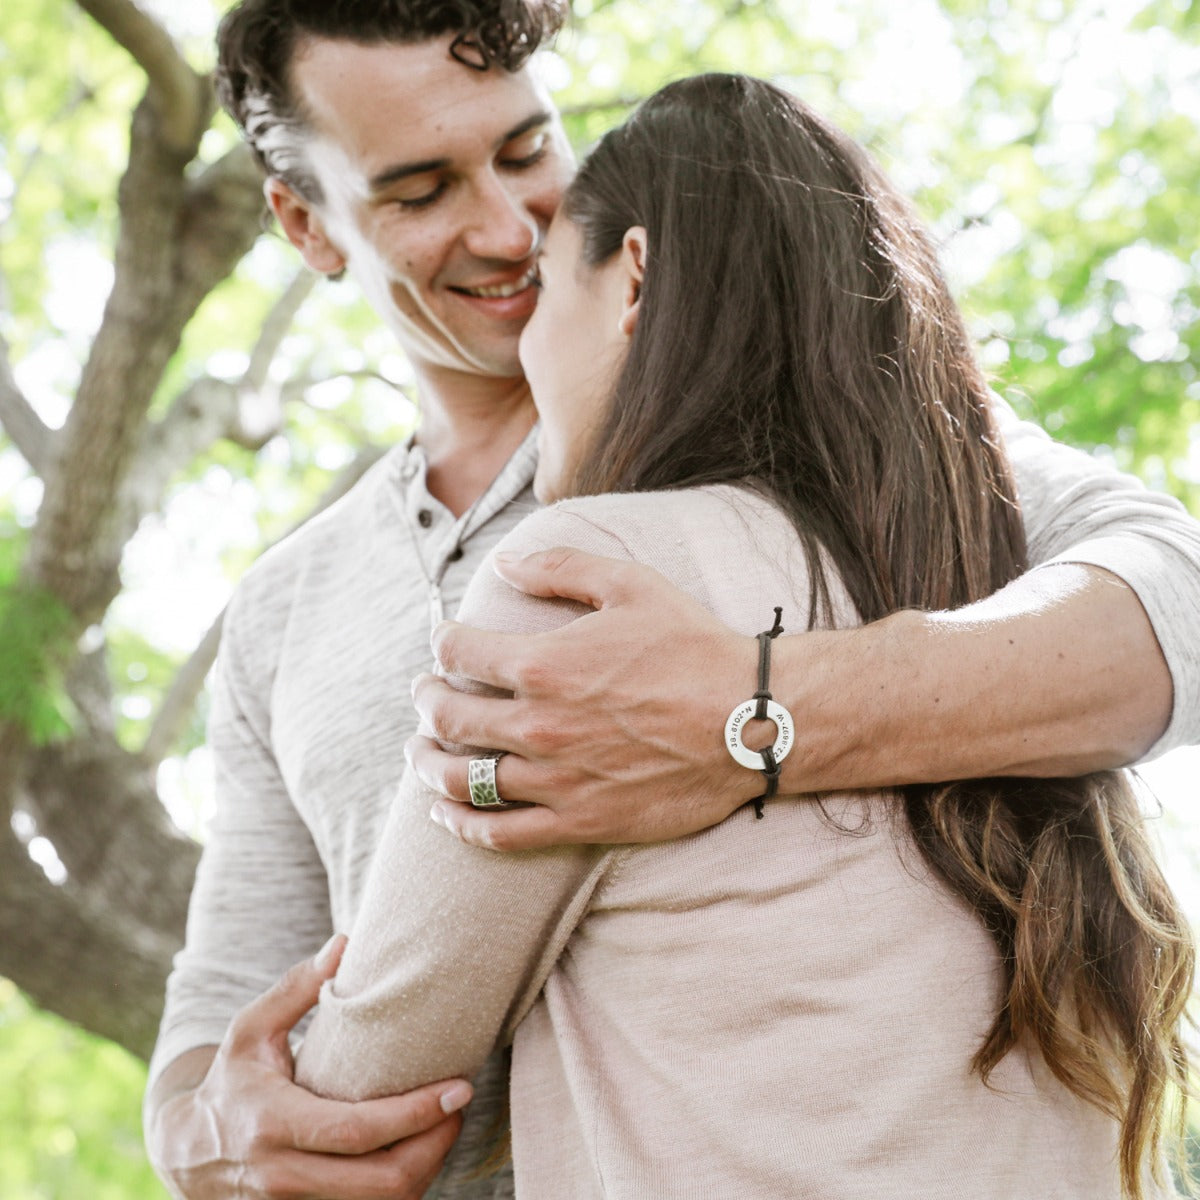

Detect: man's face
279,37,574,380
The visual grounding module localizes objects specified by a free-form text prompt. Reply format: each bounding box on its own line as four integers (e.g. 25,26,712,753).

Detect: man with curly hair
144,1,1200,1197
146,10,572,1198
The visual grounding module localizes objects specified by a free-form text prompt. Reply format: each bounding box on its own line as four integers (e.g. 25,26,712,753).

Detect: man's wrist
145,1046,218,1168
714,628,797,808
758,562,1170,794
721,608,793,816
751,614,917,797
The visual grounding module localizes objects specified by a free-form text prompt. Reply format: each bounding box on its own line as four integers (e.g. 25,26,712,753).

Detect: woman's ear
617,226,647,338
264,177,348,276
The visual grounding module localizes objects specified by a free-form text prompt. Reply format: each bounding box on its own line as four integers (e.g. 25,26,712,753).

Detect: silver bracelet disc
724,699,795,771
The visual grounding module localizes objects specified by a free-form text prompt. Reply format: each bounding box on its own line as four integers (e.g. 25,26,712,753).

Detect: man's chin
444,350,526,381
442,322,532,380
383,317,525,381
462,345,526,379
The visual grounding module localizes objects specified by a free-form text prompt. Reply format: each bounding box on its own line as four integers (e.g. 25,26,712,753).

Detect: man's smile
452,265,540,299
446,265,541,322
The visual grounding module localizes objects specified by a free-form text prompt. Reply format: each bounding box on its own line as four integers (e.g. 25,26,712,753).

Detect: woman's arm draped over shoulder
293,506,631,1101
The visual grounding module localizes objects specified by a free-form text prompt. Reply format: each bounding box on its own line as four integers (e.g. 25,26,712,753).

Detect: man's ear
264,177,347,276
617,225,647,338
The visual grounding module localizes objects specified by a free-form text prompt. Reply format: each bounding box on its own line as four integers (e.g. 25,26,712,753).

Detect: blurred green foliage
0,530,74,744
0,982,166,1199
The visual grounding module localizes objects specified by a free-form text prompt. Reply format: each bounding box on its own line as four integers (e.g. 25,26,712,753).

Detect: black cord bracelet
723,607,794,819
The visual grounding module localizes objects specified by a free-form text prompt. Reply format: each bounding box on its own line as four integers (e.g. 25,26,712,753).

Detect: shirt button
448,546,464,562
417,509,433,528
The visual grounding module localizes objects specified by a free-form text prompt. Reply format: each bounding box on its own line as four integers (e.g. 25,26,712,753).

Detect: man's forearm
777,562,1171,793
412,551,1176,851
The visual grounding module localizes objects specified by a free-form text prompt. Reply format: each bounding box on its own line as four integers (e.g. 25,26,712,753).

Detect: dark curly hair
215,0,568,201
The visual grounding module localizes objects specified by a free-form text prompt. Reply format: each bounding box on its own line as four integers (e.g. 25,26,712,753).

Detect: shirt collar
388,422,539,546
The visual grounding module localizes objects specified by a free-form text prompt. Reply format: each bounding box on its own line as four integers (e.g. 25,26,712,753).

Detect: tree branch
0,822,186,1058
22,727,199,928
177,143,269,303
558,94,643,119
119,269,318,540
140,444,389,762
279,368,409,405
24,105,263,629
140,609,223,764
245,269,319,392
74,0,207,153
122,376,242,519
0,337,53,473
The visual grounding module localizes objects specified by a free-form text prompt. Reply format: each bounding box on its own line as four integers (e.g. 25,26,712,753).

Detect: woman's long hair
562,73,1193,1198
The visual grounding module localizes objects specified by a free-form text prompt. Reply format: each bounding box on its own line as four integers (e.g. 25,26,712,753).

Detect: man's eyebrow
502,110,554,145
367,111,554,194
369,156,448,193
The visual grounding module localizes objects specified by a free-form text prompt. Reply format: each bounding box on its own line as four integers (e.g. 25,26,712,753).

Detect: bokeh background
1,0,1197,1193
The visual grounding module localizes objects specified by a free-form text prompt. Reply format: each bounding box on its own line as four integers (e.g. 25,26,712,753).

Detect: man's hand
409,551,1172,853
145,935,472,1199
409,547,763,851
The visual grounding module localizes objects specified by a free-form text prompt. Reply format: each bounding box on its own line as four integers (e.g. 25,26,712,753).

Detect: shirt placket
397,427,540,635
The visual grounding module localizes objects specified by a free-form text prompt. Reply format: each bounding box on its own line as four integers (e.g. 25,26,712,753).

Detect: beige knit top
295,483,1165,1199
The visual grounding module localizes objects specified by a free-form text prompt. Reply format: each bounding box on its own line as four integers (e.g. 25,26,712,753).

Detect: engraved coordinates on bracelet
724,699,795,771
727,606,792,818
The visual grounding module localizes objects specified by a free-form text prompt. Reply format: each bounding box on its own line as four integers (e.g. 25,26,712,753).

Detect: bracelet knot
724,607,793,819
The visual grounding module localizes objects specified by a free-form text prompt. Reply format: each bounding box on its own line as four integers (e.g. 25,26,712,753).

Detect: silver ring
468,751,510,808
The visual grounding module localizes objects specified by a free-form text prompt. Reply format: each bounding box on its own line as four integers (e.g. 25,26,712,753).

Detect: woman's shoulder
481,483,854,636
498,484,782,562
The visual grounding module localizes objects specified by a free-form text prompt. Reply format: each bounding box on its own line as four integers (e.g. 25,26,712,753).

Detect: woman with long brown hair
295,74,1193,1198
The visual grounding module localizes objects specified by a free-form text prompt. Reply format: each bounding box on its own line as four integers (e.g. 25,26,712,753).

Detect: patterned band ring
468,751,510,809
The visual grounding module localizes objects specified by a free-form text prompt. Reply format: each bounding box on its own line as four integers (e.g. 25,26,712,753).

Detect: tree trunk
0,7,268,1060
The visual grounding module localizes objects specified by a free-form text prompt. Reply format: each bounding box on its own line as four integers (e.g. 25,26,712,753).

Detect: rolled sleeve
999,397,1200,759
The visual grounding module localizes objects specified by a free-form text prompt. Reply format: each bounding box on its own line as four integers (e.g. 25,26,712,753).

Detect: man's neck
413,366,537,517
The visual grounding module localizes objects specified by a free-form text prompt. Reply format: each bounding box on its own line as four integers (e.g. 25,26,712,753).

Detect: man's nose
463,171,539,262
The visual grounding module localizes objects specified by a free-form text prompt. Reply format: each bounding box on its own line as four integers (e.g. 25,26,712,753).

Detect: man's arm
146,584,469,1199
409,407,1198,851
145,937,472,1200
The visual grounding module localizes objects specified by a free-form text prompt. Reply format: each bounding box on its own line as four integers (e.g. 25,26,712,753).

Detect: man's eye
395,180,448,209
501,132,549,169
